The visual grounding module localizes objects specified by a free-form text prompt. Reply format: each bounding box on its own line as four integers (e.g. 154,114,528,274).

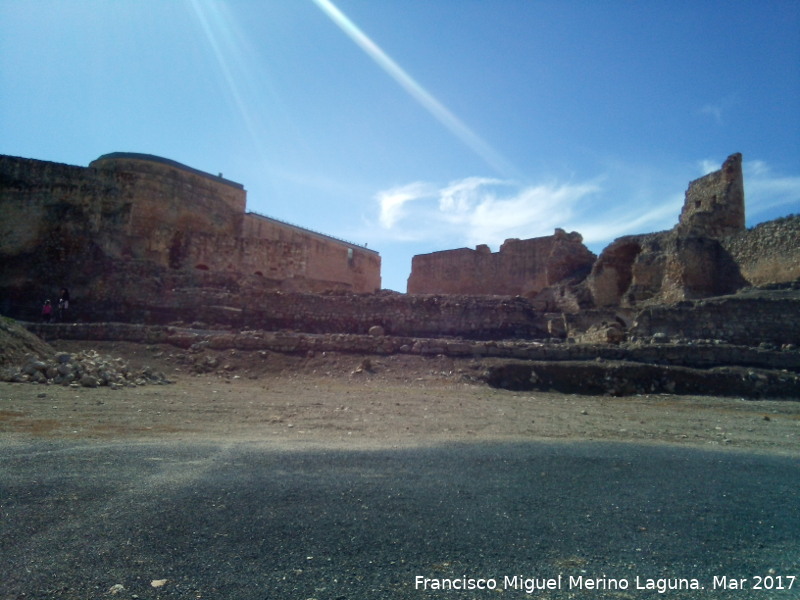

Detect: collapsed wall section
588,231,748,307
587,154,754,307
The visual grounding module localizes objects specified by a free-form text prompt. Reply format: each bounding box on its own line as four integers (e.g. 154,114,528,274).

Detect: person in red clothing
41,299,53,322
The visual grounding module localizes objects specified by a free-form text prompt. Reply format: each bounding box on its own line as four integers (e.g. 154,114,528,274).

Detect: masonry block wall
0,153,381,318
588,154,760,307
678,153,745,238
407,229,596,296
19,277,549,340
722,215,800,286
89,153,246,267
631,292,800,346
241,213,381,293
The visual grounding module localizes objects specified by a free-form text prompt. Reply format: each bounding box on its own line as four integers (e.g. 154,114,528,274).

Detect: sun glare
312,0,520,179
187,0,271,158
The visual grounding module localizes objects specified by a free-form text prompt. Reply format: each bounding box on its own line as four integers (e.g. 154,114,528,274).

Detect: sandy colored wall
241,213,380,292
407,229,595,296
722,215,800,286
0,153,382,317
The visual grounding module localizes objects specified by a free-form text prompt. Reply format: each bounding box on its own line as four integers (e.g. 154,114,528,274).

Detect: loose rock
0,349,171,388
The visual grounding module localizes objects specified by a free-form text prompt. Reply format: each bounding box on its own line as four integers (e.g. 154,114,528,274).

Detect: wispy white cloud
574,194,683,245
463,182,600,246
438,177,508,216
744,162,800,217
698,95,738,126
699,104,724,125
375,176,601,247
746,160,771,177
377,181,437,228
698,159,719,175
364,157,798,267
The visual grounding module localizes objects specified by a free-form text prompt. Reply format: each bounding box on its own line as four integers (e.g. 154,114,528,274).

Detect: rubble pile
0,349,170,388
0,315,54,367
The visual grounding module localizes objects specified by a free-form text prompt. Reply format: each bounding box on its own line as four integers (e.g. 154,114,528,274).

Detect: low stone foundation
24,321,800,371
631,286,800,346
482,360,799,399
18,290,550,341
19,321,800,399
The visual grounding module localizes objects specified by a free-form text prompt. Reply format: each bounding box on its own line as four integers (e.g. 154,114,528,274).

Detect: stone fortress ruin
1,151,799,397
0,151,798,337
0,152,380,319
409,153,798,308
0,152,797,332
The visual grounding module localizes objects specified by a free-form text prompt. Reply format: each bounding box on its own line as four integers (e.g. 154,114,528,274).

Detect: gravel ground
2,441,799,599
0,340,798,455
1,341,799,599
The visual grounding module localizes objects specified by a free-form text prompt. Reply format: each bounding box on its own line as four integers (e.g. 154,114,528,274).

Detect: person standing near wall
57,288,70,321
41,299,52,322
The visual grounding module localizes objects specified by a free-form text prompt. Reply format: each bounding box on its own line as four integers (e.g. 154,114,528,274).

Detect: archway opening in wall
254,271,264,277
195,264,209,271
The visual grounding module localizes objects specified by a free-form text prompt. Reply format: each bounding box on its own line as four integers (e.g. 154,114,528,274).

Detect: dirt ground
1,340,798,456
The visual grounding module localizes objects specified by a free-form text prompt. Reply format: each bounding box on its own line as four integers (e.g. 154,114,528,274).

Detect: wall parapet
92,152,244,189
246,211,376,253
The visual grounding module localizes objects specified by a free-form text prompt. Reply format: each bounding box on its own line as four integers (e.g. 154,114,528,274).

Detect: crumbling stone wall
57,287,549,340
243,292,546,339
407,228,595,296
587,154,755,307
0,153,381,318
586,235,651,306
631,288,800,346
677,152,745,238
22,321,800,397
24,320,800,371
722,215,800,286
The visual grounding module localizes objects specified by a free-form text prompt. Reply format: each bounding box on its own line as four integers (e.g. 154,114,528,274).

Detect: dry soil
1,340,798,456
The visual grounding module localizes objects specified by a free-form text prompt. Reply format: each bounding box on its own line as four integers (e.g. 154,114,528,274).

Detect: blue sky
2,1,799,292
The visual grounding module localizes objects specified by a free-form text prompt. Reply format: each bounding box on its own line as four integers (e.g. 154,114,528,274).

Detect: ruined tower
588,153,749,306
677,152,745,238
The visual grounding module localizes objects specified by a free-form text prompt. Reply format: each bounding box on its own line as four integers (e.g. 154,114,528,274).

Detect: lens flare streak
312,0,519,179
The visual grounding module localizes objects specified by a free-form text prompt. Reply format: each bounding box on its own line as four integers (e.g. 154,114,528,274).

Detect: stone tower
677,152,745,238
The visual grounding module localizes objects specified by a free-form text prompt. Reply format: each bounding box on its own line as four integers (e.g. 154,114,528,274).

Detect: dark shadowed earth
1,340,799,599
